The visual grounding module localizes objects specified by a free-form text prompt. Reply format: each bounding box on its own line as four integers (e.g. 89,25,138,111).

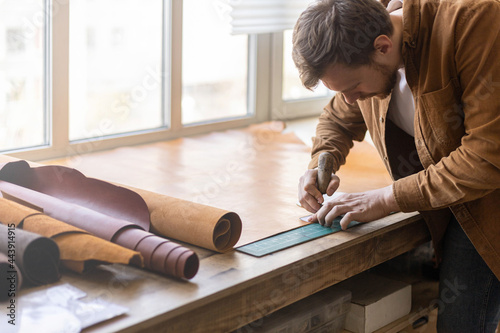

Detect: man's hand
298,169,340,213
308,185,400,230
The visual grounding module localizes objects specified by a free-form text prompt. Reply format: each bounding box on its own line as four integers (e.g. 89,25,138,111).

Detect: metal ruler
236,220,359,257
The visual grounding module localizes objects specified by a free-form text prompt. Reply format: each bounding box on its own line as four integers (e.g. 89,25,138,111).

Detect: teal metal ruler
236,219,360,257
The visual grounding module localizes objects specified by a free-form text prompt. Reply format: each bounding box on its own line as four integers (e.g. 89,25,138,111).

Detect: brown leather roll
113,228,198,279
0,178,198,279
0,224,60,286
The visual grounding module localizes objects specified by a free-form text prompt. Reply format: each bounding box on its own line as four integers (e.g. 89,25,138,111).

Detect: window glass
182,0,248,125
282,29,330,100
0,1,46,151
69,0,165,141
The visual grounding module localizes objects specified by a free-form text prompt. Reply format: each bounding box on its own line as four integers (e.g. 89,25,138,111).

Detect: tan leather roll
132,188,242,252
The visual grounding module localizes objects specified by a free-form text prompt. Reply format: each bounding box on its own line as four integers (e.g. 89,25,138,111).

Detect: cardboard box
337,272,412,333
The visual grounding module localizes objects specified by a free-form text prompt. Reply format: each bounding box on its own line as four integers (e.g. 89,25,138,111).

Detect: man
293,0,500,331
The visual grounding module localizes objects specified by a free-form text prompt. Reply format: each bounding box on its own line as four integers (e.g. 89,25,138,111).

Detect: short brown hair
292,0,393,89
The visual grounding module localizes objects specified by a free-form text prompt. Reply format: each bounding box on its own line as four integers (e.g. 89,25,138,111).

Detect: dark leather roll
0,252,21,302
0,224,60,287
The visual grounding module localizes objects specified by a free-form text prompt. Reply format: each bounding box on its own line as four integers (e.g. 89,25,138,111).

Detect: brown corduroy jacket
308,0,500,279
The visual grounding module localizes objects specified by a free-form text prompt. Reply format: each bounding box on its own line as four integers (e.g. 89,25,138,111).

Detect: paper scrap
15,283,128,332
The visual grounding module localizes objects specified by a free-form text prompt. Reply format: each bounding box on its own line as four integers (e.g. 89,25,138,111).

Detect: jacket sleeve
394,1,500,212
309,93,367,170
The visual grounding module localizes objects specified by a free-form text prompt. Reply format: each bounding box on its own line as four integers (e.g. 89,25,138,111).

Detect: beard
360,62,398,100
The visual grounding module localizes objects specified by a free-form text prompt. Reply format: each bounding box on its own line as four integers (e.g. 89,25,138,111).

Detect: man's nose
342,93,359,105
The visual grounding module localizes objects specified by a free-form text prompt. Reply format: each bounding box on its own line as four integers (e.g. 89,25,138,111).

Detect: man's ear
373,35,393,55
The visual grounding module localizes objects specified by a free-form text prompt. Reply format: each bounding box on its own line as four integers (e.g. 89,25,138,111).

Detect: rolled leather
0,252,21,302
0,197,143,273
131,188,242,252
0,223,60,286
0,176,198,279
0,160,242,252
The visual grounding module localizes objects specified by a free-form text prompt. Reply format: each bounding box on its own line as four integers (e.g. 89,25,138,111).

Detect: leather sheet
0,197,143,273
0,223,60,286
0,179,198,279
0,160,151,230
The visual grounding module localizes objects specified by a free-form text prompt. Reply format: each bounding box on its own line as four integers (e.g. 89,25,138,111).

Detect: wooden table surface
2,122,430,332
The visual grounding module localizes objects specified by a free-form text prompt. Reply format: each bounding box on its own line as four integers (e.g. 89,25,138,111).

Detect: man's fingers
298,169,324,213
314,204,329,226
300,193,321,213
339,212,357,230
323,204,351,227
326,174,340,196
304,183,324,205
316,202,348,227
307,213,318,223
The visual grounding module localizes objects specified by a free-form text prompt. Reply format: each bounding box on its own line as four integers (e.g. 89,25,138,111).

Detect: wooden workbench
3,122,431,332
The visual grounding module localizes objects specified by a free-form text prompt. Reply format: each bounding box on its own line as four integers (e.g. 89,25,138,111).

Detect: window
0,1,48,151
282,29,330,101
182,0,249,125
271,30,333,120
3,1,328,161
69,0,165,141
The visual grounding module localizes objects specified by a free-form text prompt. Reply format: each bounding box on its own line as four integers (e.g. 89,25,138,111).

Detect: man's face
320,60,398,105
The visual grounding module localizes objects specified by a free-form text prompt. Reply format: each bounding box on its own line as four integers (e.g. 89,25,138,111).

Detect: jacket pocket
419,78,465,149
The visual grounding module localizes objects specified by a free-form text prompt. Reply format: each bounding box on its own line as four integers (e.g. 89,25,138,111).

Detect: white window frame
270,32,333,121
6,0,326,162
